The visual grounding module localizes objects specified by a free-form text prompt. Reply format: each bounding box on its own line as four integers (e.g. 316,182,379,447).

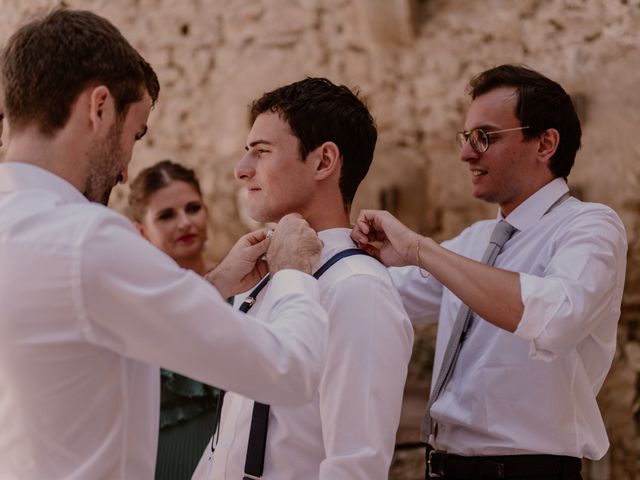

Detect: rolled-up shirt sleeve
514,208,627,360
76,210,327,406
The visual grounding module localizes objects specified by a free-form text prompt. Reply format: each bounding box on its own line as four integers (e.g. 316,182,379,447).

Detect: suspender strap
243,247,369,478
211,274,272,454
243,402,270,479
311,248,368,278
239,275,272,313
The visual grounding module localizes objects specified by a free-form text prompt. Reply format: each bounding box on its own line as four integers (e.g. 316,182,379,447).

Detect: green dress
155,369,220,480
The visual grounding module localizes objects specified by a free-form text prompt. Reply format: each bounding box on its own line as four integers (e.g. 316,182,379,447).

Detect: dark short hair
1,8,160,136
468,64,581,178
128,160,201,222
250,77,377,210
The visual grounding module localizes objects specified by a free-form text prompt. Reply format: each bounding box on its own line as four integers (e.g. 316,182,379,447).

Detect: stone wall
1,0,639,478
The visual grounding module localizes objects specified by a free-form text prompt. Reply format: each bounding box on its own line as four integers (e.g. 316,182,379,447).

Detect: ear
134,221,147,239
87,85,116,134
536,128,560,166
313,141,341,181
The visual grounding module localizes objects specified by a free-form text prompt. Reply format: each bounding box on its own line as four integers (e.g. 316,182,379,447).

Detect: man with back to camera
193,77,414,479
0,9,330,479
351,65,627,480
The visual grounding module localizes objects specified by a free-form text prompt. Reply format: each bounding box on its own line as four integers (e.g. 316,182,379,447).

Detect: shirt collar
498,177,569,232
0,162,88,204
316,228,358,267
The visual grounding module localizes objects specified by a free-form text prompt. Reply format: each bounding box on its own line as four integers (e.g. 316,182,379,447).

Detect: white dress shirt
193,228,414,480
0,162,328,480
390,178,627,459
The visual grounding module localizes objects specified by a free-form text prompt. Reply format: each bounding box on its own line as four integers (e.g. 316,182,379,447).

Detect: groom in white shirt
194,77,414,480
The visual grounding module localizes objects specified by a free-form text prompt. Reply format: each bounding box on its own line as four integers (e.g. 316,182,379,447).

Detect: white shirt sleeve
317,274,413,479
515,208,627,360
75,212,327,406
389,266,444,327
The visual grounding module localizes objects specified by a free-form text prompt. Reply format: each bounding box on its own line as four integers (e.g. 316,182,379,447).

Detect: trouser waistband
426,445,582,479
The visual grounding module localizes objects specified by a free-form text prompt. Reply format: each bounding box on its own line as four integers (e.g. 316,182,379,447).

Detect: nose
235,152,255,181
177,210,191,229
459,138,480,164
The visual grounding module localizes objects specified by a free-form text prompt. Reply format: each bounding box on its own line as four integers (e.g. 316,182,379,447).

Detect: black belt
426,446,582,479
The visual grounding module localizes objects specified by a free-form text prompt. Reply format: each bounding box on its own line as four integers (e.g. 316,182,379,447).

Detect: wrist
205,267,231,298
269,259,312,275
414,234,431,278
407,233,421,266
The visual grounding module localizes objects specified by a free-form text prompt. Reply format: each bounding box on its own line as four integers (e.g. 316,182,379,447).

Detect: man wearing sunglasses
351,64,627,480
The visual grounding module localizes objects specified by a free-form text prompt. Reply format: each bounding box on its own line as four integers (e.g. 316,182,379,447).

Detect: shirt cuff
514,272,563,361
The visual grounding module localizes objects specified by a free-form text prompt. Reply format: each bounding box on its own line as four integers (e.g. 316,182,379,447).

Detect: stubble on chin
83,124,124,206
84,158,118,206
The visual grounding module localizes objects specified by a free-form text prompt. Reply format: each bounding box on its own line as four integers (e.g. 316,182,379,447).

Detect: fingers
352,210,388,247
268,213,321,274
249,239,270,262
351,226,369,248
243,227,270,245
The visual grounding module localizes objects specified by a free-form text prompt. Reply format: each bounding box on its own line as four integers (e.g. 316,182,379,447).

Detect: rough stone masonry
1,1,638,478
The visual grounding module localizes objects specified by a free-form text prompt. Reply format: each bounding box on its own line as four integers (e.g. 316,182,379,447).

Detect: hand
351,209,418,267
268,213,322,274
206,228,270,298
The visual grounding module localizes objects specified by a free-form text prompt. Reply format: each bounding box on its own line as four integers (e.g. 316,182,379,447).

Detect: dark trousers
425,446,583,480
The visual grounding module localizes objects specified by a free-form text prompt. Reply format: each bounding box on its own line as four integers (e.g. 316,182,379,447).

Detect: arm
353,208,628,357
514,209,627,359
78,211,327,406
318,274,413,479
415,236,523,331
352,209,522,332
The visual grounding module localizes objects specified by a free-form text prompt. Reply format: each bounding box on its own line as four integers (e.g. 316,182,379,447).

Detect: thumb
245,236,269,260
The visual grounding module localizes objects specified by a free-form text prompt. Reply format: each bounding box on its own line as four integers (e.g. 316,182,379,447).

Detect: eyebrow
156,207,174,216
464,123,497,131
245,139,273,150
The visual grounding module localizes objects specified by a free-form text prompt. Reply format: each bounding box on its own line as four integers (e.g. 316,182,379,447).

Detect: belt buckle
427,449,444,478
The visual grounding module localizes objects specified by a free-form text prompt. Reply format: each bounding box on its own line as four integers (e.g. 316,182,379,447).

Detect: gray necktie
421,219,517,440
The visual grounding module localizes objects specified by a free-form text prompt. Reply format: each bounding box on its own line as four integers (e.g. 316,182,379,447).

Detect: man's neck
4,129,87,193
293,202,351,233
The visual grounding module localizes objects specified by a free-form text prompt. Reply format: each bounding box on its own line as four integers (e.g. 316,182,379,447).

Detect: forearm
82,218,327,405
416,235,523,332
206,266,234,298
